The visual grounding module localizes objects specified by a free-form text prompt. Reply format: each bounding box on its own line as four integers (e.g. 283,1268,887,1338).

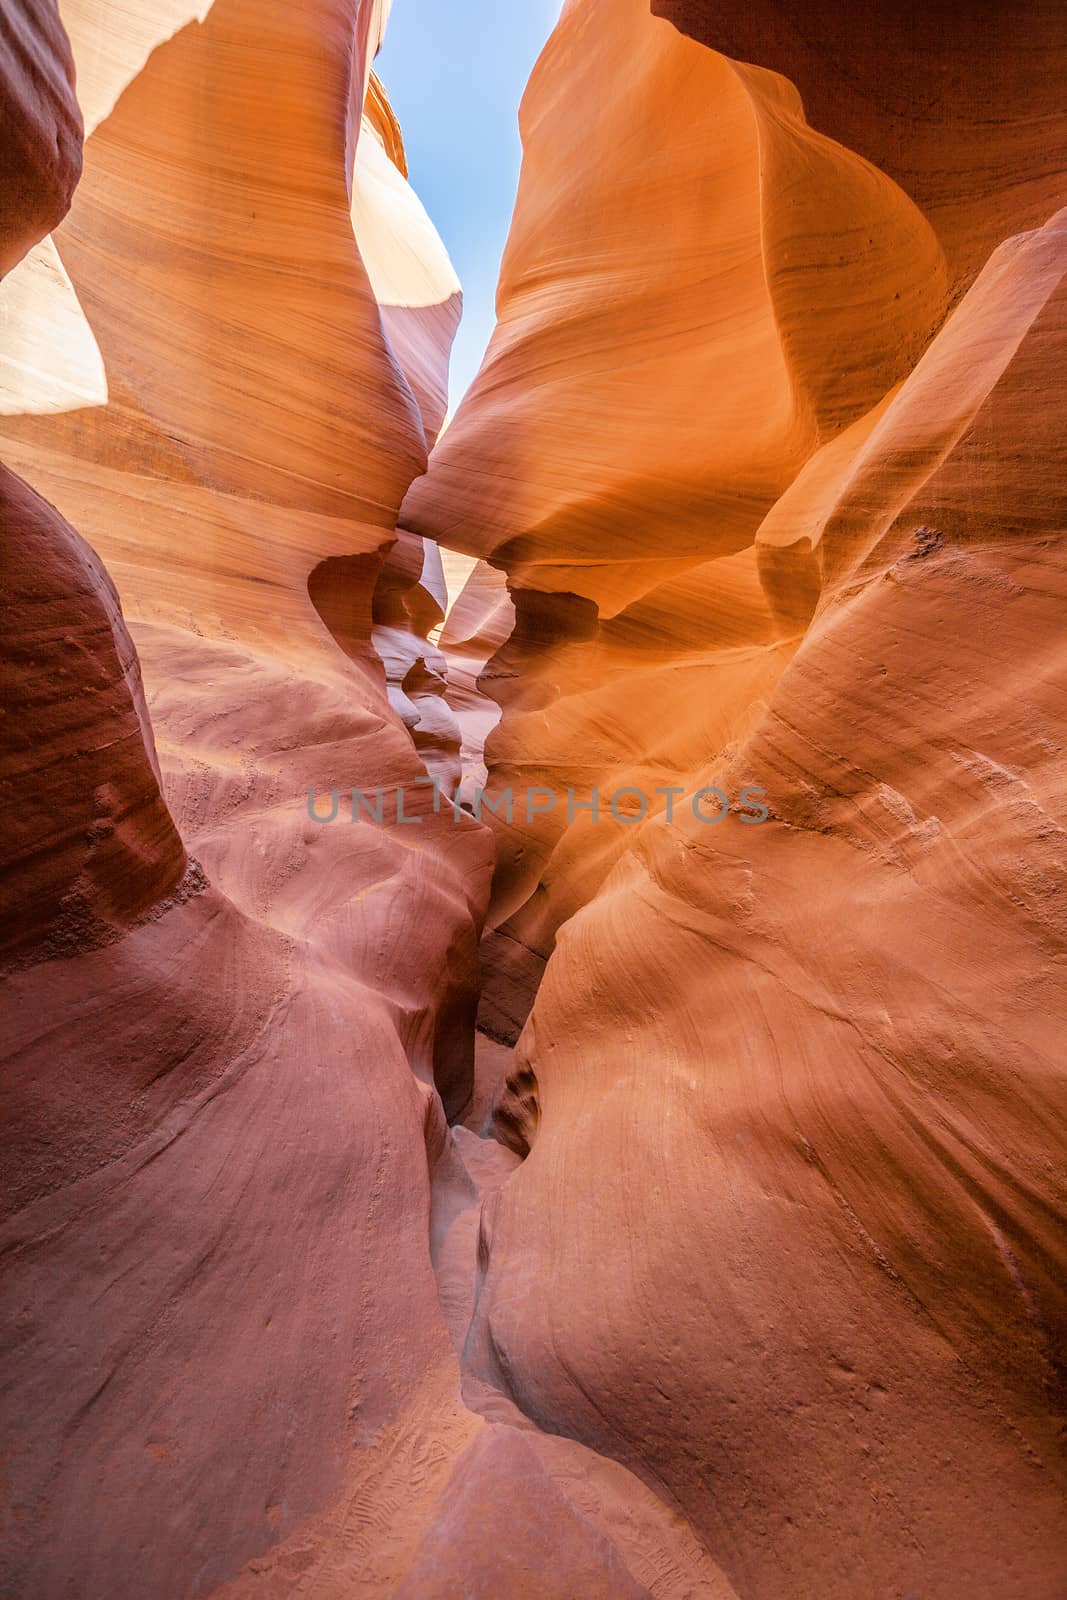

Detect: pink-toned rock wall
2,3,726,1594
0,0,81,275
3,0,1065,1594
0,3,490,1594
1,4,179,975
0,467,186,969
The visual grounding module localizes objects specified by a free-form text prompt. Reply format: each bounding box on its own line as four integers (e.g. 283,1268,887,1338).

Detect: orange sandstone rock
0,3,722,1595
654,0,1067,290
401,0,951,1036
400,2,1067,1595
4,0,1066,1594
460,209,1067,1600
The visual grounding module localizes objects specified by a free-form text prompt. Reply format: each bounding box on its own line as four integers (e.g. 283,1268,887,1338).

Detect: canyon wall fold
402,1,1067,1596
0,3,497,1594
1,3,734,1594
462,215,1067,1600
3,0,1066,1594
0,0,81,276
401,0,961,1041
653,0,1067,291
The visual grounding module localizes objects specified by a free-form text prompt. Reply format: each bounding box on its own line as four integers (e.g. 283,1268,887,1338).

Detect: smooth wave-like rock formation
401,1,1067,1594
0,465,186,969
4,0,1066,1594
464,215,1067,1600
0,2,487,1594
0,0,82,275
1,2,729,1594
2,2,169,977
402,0,953,1038
353,72,461,449
404,0,947,603
654,0,1067,289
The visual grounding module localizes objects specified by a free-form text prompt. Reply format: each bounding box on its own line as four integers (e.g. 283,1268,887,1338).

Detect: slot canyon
1,1,1065,1595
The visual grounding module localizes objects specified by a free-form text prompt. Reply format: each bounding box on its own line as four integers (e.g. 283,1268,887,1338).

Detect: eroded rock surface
1,3,486,1595
401,2,1067,1596
3,0,1065,1595
0,0,81,275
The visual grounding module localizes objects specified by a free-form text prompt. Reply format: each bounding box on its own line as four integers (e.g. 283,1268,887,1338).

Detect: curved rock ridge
399,1,1067,1594
0,0,211,415
0,3,88,418
402,0,947,611
653,0,1067,291
2,0,428,513
1,2,726,1595
0,0,82,276
365,68,408,177
400,0,952,1038
352,71,462,448
0,466,186,969
0,1,182,977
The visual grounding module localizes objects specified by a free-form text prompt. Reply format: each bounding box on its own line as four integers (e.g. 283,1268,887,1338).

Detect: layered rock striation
2,3,738,1595
1,3,489,1595
401,1,1067,1595
3,0,1066,1596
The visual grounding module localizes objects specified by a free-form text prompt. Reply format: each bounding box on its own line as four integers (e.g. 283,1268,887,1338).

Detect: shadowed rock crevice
489,1053,542,1157
0,464,186,971
307,551,384,666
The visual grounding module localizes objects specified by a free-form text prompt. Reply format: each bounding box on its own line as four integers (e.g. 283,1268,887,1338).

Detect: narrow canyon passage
2,2,1066,1597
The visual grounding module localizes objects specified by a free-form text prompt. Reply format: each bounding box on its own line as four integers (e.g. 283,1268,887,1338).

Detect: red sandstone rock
0,467,186,968
1,3,721,1595
3,0,1066,1594
1,2,490,1594
0,0,81,276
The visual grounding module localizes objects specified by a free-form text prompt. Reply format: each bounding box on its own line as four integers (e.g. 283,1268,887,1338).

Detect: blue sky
376,0,563,411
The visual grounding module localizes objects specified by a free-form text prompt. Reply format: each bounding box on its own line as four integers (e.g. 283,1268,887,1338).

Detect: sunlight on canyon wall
1,0,1065,1596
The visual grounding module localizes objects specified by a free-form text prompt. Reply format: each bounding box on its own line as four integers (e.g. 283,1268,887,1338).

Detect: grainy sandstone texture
2,0,1065,1595
403,2,1067,1595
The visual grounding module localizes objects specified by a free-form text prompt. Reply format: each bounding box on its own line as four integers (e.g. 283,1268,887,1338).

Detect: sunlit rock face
654,0,1067,291
400,0,956,1032
3,0,1066,1594
0,3,496,1595
402,0,1067,1594
1,2,730,1594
